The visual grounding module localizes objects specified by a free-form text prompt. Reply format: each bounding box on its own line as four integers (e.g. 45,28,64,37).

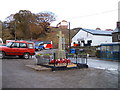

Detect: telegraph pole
14,21,16,40
68,22,71,53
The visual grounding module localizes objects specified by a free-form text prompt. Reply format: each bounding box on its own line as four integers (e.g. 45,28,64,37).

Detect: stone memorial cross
57,31,64,51
56,31,66,59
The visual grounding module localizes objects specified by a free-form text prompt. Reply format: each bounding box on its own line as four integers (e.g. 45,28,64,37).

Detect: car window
11,43,19,48
28,43,34,49
20,43,27,48
6,42,13,47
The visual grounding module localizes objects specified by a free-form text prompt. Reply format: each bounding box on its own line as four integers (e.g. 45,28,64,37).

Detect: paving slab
26,64,51,71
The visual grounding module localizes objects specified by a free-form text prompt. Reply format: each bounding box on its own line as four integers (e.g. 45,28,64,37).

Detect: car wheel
0,51,5,59
23,53,30,59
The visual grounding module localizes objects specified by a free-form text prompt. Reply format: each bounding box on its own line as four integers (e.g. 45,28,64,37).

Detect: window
20,43,27,48
106,46,112,51
113,45,119,52
28,44,34,49
11,43,19,48
118,35,120,40
101,46,106,51
6,42,13,47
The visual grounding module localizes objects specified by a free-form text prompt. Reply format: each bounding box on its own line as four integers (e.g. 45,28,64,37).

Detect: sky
0,0,120,30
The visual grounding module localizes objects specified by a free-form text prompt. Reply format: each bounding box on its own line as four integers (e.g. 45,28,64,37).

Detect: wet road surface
2,56,119,88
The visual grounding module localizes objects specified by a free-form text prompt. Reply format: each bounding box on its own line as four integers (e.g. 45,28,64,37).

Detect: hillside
37,28,79,48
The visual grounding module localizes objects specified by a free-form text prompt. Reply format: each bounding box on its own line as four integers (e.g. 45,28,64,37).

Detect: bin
70,49,76,54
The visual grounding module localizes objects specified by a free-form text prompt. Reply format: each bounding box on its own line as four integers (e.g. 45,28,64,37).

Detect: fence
67,54,87,64
36,53,87,66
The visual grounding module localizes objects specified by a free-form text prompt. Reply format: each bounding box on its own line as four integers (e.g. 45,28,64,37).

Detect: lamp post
68,22,71,53
30,23,32,40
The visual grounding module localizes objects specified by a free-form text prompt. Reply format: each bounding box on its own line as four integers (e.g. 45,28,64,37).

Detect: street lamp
68,22,71,53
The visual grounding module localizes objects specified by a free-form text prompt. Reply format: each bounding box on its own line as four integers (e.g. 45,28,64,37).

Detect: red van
0,41,35,59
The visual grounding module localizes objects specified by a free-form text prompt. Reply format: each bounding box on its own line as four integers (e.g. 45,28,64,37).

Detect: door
7,42,20,55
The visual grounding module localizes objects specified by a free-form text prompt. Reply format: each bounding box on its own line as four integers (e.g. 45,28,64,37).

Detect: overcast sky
0,0,119,30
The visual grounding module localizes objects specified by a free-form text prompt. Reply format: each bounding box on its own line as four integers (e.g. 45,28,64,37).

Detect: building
72,28,113,46
112,21,120,42
56,20,68,29
99,22,120,60
100,42,120,60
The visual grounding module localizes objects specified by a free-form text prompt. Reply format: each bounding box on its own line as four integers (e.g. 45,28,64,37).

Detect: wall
72,30,93,42
92,35,112,46
72,30,112,46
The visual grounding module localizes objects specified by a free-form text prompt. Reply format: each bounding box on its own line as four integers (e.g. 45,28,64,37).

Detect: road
2,50,119,88
87,58,119,74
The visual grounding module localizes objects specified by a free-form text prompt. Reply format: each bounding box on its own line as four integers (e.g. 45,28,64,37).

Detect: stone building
112,21,120,42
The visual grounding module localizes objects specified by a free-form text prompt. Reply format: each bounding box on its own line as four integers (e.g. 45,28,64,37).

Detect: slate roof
113,27,120,33
81,28,113,36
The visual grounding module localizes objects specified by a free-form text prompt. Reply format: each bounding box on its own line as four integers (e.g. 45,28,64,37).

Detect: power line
66,9,118,20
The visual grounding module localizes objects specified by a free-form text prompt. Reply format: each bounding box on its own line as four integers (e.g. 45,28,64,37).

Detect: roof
7,40,34,43
113,27,120,33
81,28,113,36
113,21,120,32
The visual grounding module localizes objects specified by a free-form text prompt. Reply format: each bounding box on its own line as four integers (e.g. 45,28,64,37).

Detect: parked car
0,40,35,59
34,42,44,51
34,41,52,51
0,43,6,46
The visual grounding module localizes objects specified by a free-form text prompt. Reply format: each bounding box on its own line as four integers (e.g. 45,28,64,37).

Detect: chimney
117,21,120,32
118,1,120,21
117,22,120,28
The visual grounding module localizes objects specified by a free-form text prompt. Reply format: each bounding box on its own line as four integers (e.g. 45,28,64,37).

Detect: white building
56,20,68,29
72,28,113,46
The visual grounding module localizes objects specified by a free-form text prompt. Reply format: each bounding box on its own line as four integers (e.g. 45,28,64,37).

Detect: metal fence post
75,53,77,64
53,53,56,67
66,53,68,66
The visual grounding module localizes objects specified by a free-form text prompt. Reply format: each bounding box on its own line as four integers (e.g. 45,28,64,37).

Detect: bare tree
36,11,57,32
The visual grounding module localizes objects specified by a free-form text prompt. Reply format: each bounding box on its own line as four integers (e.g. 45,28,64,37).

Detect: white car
0,38,3,44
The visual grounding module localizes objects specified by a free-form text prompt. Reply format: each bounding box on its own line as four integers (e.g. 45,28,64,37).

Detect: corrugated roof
81,28,113,36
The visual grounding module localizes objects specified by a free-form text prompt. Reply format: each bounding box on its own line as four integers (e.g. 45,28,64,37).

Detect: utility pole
68,22,71,53
14,21,16,40
30,24,32,40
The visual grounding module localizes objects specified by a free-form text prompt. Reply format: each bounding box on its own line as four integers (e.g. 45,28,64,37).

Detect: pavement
26,65,51,71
